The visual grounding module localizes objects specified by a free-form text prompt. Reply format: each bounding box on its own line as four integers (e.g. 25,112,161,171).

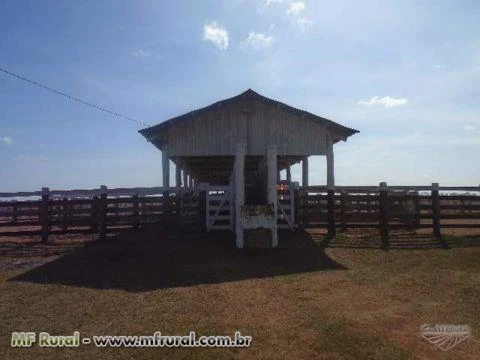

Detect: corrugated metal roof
139,89,359,142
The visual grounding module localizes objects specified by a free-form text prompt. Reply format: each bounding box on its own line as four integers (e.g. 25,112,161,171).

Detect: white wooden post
302,156,309,187
326,135,335,188
162,147,170,188
182,169,187,188
175,164,181,187
267,145,278,248
235,143,246,248
286,161,292,183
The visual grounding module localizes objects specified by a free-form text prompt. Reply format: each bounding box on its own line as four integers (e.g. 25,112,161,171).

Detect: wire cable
0,66,149,127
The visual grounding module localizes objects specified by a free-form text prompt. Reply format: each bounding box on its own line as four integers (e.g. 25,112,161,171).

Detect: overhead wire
0,66,149,127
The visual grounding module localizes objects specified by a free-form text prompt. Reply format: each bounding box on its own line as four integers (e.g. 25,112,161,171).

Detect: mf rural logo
420,324,472,351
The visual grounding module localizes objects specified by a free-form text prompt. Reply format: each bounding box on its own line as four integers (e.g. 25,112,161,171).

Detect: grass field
0,226,479,359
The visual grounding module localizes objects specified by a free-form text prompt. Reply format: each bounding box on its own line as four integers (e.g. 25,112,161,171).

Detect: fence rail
1,183,479,244
0,186,204,241
298,183,480,248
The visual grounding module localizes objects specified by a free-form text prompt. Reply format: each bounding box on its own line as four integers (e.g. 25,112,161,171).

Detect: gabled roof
139,89,359,142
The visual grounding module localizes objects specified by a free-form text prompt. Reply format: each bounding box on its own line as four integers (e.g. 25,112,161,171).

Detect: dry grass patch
0,228,479,359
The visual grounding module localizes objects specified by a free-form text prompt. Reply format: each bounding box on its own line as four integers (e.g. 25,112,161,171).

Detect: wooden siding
166,99,331,156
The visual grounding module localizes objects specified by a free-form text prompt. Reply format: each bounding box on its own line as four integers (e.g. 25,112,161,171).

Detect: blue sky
0,0,479,191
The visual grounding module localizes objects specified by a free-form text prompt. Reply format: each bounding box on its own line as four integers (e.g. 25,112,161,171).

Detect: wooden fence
0,186,205,242
298,183,480,247
1,183,479,244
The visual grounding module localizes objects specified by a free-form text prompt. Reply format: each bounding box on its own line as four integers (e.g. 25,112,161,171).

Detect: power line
0,66,149,127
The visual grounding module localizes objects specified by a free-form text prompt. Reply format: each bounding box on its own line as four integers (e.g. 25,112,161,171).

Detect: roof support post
326,135,335,188
182,169,187,187
162,147,170,189
175,164,181,187
302,156,309,188
286,161,292,183
267,145,278,248
235,143,246,248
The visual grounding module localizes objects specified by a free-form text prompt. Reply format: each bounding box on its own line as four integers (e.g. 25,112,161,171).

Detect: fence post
91,196,99,232
162,189,171,229
340,190,347,232
99,185,107,241
431,182,446,247
299,187,306,230
379,182,389,249
413,191,421,229
132,193,139,231
40,187,50,243
292,182,299,230
327,184,336,238
199,183,208,233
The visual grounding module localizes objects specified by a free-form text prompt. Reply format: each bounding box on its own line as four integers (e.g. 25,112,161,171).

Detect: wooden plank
0,221,41,227
439,214,480,219
440,223,480,228
439,195,480,201
438,205,480,210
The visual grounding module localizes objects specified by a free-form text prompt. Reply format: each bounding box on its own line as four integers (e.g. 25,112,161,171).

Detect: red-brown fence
1,183,479,245
0,186,205,241
298,183,480,247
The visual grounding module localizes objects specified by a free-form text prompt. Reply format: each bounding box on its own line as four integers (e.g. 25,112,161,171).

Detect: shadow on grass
9,225,346,292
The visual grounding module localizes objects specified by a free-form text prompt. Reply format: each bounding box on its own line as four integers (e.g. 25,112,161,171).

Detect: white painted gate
277,185,295,230
206,185,234,231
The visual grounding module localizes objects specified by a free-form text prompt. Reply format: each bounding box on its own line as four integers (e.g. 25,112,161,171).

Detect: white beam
175,164,181,187
302,156,309,187
286,162,291,183
182,169,187,187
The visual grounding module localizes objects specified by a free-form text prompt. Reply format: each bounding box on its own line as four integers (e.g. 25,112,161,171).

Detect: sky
0,0,479,192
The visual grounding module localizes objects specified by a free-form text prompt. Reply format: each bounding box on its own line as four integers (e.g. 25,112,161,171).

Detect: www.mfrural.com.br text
11,331,252,348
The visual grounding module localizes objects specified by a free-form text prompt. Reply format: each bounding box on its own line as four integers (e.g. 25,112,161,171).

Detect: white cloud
203,22,229,50
358,96,408,108
240,32,274,50
464,125,475,131
1,136,13,145
131,49,151,58
265,0,287,5
296,18,314,31
287,1,305,16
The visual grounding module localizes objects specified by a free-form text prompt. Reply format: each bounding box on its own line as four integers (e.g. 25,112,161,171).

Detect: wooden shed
139,89,358,248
